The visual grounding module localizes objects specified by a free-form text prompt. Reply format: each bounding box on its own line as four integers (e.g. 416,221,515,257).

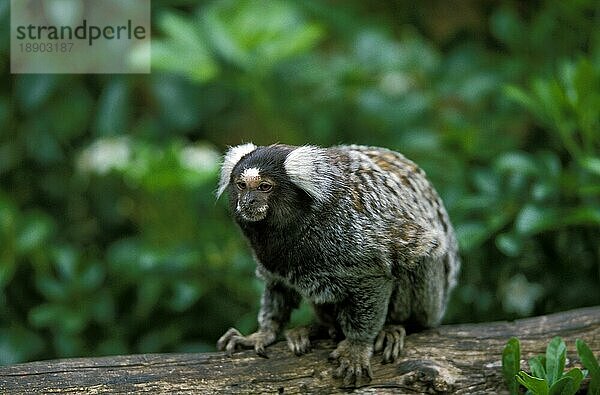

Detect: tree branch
1,306,599,394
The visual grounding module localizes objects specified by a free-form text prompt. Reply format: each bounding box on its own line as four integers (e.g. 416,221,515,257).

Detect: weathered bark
1,306,599,394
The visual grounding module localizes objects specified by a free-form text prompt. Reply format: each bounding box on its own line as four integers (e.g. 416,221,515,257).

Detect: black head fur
227,145,313,231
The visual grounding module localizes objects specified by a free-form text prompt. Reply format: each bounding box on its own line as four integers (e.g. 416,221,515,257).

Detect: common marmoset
216,143,460,386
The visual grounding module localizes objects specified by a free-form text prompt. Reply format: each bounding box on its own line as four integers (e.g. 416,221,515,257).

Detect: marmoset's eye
236,182,247,190
257,182,273,192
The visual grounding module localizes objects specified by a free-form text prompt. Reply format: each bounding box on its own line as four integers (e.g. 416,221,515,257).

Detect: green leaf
529,355,547,379
515,205,560,235
473,168,500,195
532,78,567,126
150,76,204,131
576,339,600,395
15,74,60,112
52,246,79,281
29,303,65,328
0,97,8,132
203,4,251,69
166,281,203,312
152,12,219,82
504,85,538,115
517,370,549,395
548,376,573,395
134,279,164,320
503,337,521,395
545,337,566,386
561,368,584,395
203,0,323,71
16,212,54,254
93,79,131,136
490,7,524,50
496,233,522,257
0,260,15,288
54,332,85,358
455,222,491,251
60,309,88,334
47,84,93,141
79,263,105,291
576,339,600,376
35,276,68,301
562,207,600,227
580,156,600,176
23,125,64,165
495,151,539,176
0,327,45,365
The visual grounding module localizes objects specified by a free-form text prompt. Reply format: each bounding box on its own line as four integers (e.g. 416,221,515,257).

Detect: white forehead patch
241,167,261,182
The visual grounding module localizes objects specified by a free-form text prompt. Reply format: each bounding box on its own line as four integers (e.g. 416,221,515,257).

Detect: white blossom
179,145,219,173
78,137,131,175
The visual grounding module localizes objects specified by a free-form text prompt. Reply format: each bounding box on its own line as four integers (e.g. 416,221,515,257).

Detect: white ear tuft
216,143,257,198
284,146,336,205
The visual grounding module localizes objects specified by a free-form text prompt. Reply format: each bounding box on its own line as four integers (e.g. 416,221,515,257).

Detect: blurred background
1,0,599,365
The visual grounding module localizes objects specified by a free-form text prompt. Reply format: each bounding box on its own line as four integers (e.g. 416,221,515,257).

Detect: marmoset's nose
244,194,257,205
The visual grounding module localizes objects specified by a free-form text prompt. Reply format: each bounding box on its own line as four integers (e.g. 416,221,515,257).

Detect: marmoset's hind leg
409,257,449,328
375,274,411,363
388,258,448,328
374,324,406,363
285,303,339,356
377,258,449,363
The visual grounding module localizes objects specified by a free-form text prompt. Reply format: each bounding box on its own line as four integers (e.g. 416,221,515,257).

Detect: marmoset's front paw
217,328,276,358
329,340,373,387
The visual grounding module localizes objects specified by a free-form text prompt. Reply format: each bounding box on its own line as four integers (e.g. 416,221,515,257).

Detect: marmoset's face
232,167,275,222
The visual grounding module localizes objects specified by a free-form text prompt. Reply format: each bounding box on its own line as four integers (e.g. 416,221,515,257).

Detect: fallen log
1,306,599,394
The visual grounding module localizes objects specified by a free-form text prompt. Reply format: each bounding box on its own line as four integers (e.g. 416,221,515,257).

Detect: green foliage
503,337,521,395
577,339,600,395
1,0,599,364
503,337,597,395
152,12,219,83
506,59,600,160
516,371,549,395
545,337,568,386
